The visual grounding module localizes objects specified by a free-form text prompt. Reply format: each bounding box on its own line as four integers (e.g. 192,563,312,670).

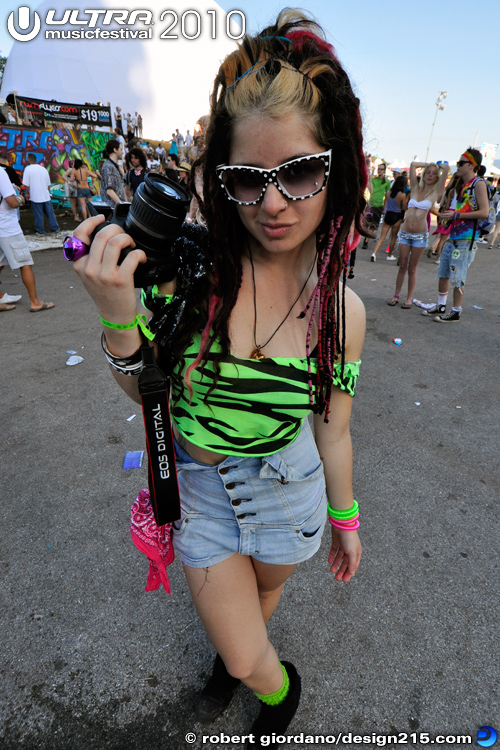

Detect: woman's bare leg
78,197,88,221
388,222,402,255
183,554,296,694
372,223,390,257
403,246,425,305
393,244,410,299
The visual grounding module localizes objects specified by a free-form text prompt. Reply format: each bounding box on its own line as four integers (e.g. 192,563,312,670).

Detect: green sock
255,662,290,706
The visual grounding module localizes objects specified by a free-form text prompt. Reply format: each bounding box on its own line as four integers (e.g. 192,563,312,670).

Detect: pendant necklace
249,247,317,360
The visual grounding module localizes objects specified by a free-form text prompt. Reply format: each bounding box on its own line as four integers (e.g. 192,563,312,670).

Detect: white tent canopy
1,0,238,139
388,159,409,170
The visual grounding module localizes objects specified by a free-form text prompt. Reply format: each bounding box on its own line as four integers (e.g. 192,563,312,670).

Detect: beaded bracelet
99,313,155,341
101,333,143,376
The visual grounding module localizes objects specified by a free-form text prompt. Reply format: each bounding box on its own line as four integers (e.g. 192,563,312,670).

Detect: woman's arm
313,287,365,583
409,161,424,190
436,163,450,203
72,215,148,403
397,191,407,211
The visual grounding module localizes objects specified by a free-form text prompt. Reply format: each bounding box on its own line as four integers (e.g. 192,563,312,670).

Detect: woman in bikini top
388,161,449,308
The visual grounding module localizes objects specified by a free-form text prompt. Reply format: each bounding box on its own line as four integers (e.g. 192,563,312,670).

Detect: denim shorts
438,239,476,287
172,419,327,568
397,230,429,249
77,188,92,198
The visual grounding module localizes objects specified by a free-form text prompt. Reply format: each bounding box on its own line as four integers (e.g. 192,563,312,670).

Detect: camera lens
124,173,191,261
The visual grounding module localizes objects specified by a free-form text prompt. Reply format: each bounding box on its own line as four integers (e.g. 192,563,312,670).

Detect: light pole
425,91,447,162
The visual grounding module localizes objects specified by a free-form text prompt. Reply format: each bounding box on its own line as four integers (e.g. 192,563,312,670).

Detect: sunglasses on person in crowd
456,160,469,167
216,150,331,205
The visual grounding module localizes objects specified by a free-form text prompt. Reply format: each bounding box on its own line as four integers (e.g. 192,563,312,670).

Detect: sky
1,0,499,166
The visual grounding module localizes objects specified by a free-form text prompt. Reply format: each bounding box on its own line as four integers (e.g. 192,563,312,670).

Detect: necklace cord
249,247,317,358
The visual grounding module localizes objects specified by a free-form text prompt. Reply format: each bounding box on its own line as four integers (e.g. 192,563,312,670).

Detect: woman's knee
223,643,269,681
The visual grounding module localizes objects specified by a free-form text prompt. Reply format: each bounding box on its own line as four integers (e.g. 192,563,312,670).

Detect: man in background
22,155,60,235
0,165,54,312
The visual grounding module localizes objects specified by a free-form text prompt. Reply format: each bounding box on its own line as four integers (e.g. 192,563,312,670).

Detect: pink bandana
130,489,175,594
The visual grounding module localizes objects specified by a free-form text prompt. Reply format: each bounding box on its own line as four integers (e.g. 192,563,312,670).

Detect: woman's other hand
328,527,362,583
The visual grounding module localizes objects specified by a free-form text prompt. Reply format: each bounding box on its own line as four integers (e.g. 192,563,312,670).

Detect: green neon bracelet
327,500,359,520
99,314,155,341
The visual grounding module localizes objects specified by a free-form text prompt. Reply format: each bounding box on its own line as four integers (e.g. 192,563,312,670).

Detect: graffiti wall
0,125,110,183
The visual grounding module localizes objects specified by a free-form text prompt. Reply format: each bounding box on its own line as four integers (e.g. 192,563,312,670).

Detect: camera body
88,173,191,287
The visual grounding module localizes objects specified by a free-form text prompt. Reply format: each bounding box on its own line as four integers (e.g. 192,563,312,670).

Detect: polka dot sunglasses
216,149,332,205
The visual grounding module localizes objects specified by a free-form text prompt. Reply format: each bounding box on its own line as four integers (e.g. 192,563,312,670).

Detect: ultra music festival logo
7,5,245,42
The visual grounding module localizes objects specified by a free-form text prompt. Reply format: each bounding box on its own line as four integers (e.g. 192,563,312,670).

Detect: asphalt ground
1,227,499,750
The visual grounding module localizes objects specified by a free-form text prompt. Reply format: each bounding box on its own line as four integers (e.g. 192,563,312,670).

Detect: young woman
70,159,99,220
72,11,367,745
372,175,407,261
388,160,449,308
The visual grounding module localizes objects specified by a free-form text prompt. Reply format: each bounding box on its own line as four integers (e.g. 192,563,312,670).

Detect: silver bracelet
101,333,143,376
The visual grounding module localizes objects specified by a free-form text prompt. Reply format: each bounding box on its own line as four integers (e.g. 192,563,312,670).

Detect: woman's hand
328,527,362,583
73,214,146,323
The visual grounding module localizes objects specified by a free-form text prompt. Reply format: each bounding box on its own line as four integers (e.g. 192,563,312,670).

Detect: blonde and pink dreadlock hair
165,9,368,421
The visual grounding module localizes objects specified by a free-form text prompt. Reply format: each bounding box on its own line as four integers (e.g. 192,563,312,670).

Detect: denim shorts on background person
437,239,477,287
397,230,429,248
172,418,327,568
76,188,92,198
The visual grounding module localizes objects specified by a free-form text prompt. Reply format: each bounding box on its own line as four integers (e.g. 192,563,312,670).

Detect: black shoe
348,270,355,279
195,653,240,724
421,303,446,317
246,662,301,749
362,240,368,249
435,309,461,323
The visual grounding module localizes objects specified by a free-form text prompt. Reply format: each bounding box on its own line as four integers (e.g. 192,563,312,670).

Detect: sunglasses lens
221,169,264,203
279,157,326,197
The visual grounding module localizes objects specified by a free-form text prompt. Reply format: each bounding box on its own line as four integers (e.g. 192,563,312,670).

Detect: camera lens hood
125,173,191,259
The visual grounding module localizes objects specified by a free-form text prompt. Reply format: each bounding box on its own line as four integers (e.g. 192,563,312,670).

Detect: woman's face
424,165,438,185
229,113,328,256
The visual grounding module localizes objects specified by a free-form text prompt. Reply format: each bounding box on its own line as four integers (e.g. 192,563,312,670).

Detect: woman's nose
260,182,287,215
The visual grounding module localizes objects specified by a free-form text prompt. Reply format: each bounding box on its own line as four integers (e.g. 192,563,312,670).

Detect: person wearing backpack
422,148,489,323
475,169,496,244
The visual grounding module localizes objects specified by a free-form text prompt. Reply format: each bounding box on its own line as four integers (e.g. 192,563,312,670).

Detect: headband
462,150,479,167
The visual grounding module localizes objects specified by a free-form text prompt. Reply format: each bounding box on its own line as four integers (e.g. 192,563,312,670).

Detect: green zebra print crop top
170,335,360,457
143,289,360,456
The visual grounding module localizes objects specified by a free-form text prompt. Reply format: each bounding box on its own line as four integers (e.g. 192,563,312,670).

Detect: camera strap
138,341,181,526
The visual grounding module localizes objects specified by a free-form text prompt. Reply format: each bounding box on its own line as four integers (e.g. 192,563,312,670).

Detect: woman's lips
260,223,293,238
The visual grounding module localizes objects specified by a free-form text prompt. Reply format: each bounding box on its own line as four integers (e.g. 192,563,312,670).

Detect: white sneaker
370,254,376,262
1,293,22,303
386,255,396,260
476,238,488,244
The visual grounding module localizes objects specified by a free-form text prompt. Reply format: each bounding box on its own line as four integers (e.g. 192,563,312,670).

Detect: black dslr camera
87,173,191,287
